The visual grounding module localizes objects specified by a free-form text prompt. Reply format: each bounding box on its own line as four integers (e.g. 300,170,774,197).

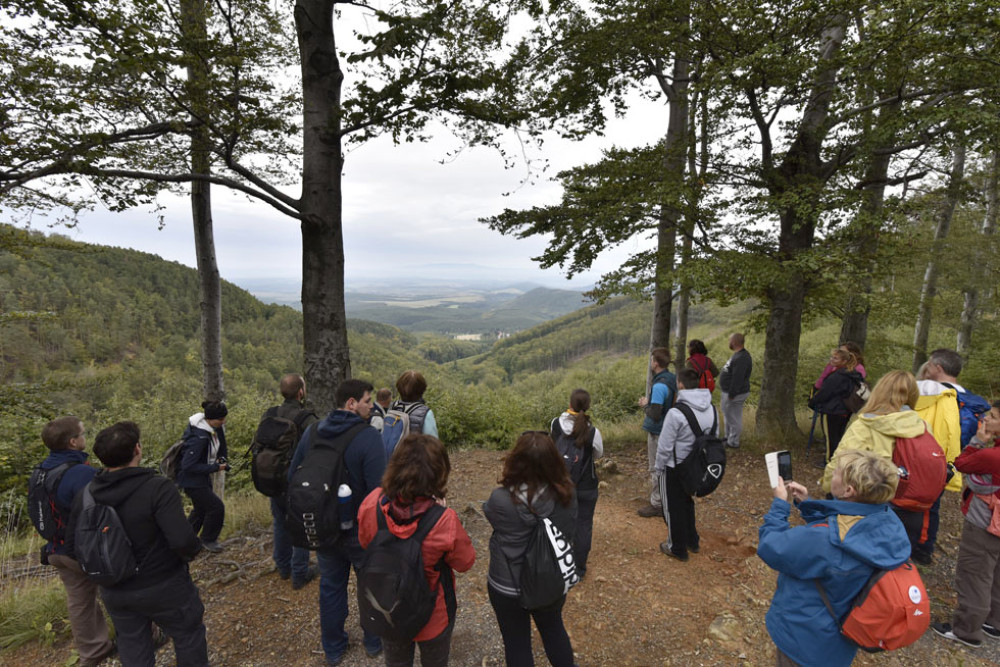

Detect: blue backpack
942,383,991,446
380,410,411,461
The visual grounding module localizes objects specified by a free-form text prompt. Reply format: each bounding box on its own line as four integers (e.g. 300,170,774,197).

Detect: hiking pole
806,409,819,456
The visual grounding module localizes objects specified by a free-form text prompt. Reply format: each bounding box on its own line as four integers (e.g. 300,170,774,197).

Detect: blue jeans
317,532,381,661
270,496,310,579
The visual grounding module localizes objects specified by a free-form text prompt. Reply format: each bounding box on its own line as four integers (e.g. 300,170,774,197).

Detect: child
932,400,1000,647
655,369,717,561
758,450,910,666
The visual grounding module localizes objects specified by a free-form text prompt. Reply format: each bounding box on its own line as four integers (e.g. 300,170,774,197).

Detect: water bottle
338,484,353,530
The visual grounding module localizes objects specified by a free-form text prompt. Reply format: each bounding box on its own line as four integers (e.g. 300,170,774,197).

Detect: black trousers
661,466,698,557
574,489,598,577
101,571,208,667
487,585,574,667
183,486,225,543
823,413,850,461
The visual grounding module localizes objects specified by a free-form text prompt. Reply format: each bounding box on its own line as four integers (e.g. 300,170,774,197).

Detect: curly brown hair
499,431,573,508
382,433,450,503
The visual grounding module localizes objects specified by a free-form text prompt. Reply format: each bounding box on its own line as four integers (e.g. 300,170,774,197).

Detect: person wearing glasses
484,431,578,667
30,416,115,667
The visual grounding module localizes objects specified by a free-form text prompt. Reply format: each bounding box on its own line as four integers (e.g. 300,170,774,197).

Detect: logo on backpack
357,500,453,641
843,378,872,414
251,407,312,497
27,462,78,543
287,423,366,550
74,484,139,586
158,439,186,480
816,559,930,652
672,404,727,497
517,514,579,610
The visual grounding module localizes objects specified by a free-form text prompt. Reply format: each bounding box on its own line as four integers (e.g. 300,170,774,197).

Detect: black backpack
672,403,726,497
517,512,579,610
286,423,367,550
74,484,139,586
357,499,454,641
251,406,313,497
550,418,594,485
27,462,78,542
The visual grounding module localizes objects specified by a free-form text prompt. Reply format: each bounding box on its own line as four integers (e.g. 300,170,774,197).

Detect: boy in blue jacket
758,450,910,666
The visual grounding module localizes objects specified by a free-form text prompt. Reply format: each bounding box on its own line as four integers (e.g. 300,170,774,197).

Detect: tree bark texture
296,0,351,412
957,148,998,356
182,0,224,402
756,18,846,438
912,142,965,373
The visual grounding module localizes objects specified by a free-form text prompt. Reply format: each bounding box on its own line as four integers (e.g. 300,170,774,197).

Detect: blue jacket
288,410,386,532
757,497,910,667
176,414,228,489
642,369,677,435
38,450,97,555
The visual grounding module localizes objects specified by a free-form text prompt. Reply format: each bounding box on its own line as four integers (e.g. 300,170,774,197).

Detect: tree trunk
756,18,846,438
649,16,690,359
912,142,966,373
673,233,692,370
296,0,351,412
957,149,998,355
182,0,224,402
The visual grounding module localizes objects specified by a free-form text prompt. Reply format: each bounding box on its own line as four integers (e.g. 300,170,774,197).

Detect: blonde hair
837,450,898,504
830,348,857,371
861,370,918,415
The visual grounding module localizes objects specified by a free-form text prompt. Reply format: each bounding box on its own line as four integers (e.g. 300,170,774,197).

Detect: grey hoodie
656,388,717,469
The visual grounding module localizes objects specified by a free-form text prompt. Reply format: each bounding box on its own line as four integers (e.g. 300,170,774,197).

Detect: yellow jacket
821,410,932,493
914,389,962,491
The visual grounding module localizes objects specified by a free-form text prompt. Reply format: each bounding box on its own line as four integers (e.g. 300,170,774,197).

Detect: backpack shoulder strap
674,402,704,438
411,503,447,544
813,579,841,627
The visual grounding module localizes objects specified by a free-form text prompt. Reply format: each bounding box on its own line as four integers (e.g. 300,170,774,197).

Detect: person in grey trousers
718,333,752,448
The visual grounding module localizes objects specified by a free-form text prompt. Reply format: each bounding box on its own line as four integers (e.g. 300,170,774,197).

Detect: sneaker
689,544,700,554
325,656,343,667
201,541,224,553
637,504,663,518
659,541,688,562
292,565,319,590
911,551,933,566
80,641,117,667
932,622,982,648
982,623,1000,639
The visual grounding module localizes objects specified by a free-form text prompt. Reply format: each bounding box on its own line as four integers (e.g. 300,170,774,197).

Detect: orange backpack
815,559,930,652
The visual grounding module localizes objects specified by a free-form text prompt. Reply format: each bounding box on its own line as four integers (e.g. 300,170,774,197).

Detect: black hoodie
66,467,202,590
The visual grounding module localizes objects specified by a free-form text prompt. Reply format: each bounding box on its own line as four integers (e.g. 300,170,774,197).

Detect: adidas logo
914,609,924,616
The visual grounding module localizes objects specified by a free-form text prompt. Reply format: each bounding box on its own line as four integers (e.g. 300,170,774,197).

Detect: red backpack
689,356,715,392
891,429,947,512
816,560,930,652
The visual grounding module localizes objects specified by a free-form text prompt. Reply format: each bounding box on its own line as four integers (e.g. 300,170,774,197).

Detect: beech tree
1,0,528,409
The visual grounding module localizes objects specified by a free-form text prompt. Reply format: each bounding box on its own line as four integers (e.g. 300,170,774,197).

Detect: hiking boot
659,541,688,562
911,551,933,566
932,622,981,647
689,544,700,554
201,541,224,553
637,504,662,518
982,623,1000,640
292,565,319,590
80,640,116,667
277,568,291,580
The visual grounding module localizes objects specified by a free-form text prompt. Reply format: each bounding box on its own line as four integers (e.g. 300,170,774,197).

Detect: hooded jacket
809,368,863,416
821,409,930,493
288,410,386,529
176,413,228,489
758,497,910,667
656,388,716,470
358,489,475,642
483,485,577,598
915,383,962,491
66,467,202,590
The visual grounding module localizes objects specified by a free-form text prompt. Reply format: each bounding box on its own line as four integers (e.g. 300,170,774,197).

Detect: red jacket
358,488,476,642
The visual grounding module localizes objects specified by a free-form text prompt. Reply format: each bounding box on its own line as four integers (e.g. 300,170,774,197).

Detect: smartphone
765,450,793,487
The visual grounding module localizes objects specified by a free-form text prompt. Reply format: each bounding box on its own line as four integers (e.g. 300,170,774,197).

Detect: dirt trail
7,446,997,666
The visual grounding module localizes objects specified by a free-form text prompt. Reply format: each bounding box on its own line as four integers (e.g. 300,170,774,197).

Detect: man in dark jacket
288,379,387,666
32,416,115,667
176,401,230,552
67,421,207,666
719,333,753,449
265,373,319,588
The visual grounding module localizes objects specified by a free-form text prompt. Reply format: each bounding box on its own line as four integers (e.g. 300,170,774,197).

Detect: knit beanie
202,401,228,420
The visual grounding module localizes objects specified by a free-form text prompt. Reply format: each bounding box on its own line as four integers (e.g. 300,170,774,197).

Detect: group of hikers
25,340,1000,667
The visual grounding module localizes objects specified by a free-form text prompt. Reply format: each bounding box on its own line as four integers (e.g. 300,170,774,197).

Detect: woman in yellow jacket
821,370,941,564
